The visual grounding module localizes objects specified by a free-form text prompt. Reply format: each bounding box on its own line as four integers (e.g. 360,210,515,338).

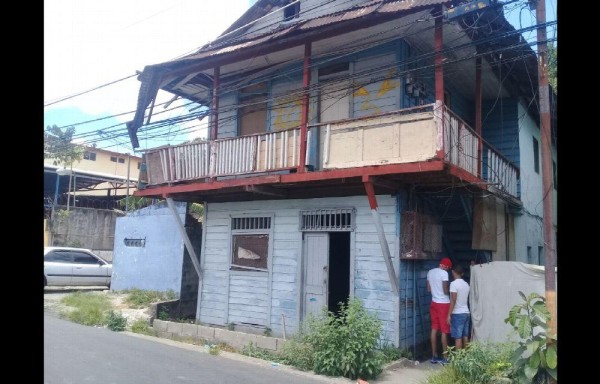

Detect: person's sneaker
430,356,440,364
438,357,449,365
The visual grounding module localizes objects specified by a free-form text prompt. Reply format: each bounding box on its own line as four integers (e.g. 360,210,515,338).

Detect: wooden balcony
137,104,520,202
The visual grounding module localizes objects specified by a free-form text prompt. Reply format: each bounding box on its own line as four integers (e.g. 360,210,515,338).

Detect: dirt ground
43,287,153,325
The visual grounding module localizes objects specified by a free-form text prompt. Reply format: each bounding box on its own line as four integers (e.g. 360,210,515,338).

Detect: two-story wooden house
126,0,557,352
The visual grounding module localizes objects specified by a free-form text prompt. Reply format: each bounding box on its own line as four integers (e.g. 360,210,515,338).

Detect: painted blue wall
111,201,187,294
482,98,520,165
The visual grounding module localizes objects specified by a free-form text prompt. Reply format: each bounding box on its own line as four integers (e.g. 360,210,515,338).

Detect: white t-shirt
427,267,450,304
449,278,470,314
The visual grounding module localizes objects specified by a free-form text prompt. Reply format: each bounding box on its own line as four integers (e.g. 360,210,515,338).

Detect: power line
44,73,138,107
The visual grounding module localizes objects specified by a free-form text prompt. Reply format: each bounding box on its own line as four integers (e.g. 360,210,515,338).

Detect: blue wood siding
482,98,520,166
199,195,399,342
399,259,439,352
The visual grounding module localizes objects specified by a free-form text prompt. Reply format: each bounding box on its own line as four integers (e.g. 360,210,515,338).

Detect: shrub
424,341,514,384
106,310,127,332
505,291,557,383
281,337,314,371
304,298,384,380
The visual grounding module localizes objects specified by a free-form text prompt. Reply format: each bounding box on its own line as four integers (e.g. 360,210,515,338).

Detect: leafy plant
504,291,557,383
227,322,235,331
106,310,127,331
281,336,314,371
304,298,384,380
263,327,272,337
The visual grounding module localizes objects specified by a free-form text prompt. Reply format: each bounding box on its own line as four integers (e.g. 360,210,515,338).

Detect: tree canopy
44,125,85,166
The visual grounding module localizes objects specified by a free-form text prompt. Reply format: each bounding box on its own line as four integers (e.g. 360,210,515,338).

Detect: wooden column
298,42,311,173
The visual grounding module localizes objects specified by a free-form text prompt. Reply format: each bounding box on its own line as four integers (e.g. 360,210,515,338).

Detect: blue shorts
450,313,471,339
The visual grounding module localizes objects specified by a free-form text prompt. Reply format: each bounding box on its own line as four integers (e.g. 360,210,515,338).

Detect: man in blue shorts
447,264,470,350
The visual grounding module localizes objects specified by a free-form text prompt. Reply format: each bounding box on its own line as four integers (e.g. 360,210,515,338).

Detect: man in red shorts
426,257,452,364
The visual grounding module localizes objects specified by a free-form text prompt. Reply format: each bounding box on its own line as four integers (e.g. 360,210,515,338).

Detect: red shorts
430,302,450,333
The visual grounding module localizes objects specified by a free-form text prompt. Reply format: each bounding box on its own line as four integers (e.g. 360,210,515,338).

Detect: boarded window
231,234,268,271
239,83,268,136
231,215,272,271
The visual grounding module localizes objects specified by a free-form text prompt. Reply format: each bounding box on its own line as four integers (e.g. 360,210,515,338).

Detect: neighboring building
125,0,557,353
44,146,142,207
112,201,202,318
44,146,143,257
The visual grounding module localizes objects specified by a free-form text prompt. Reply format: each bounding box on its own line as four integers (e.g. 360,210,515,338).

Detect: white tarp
469,261,557,343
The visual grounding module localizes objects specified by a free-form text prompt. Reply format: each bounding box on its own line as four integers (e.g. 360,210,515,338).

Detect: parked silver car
44,247,112,288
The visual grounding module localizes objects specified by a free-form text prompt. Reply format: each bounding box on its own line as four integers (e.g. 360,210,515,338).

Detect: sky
44,0,556,156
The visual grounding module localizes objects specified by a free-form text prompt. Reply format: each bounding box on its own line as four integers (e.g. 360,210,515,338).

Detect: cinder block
157,331,173,339
181,323,198,338
198,325,215,341
153,320,167,332
255,335,277,351
167,321,183,334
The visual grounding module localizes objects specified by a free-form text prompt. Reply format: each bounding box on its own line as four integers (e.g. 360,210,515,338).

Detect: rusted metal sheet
379,0,450,13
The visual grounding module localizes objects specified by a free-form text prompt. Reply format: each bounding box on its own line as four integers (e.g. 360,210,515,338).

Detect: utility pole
534,0,557,338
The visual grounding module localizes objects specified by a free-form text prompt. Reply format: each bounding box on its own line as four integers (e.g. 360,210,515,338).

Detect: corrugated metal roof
175,0,452,63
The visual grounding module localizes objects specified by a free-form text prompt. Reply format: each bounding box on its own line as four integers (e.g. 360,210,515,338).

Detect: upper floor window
283,1,300,21
532,137,540,174
83,151,96,161
110,156,125,163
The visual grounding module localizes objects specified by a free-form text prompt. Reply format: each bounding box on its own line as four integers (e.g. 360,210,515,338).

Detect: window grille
299,208,355,231
232,217,271,230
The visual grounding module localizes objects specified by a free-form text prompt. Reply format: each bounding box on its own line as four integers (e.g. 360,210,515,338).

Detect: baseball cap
440,257,452,268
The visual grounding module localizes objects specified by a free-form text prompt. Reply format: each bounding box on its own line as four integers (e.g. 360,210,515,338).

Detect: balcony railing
141,104,520,199
144,129,301,185
441,105,519,197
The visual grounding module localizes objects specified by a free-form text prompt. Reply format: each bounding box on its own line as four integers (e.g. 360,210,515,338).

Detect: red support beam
298,42,311,173
363,180,378,209
434,9,444,103
134,161,446,197
475,56,483,178
210,66,220,140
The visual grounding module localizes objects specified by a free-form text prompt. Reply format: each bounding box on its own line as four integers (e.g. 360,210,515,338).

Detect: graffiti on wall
353,68,400,115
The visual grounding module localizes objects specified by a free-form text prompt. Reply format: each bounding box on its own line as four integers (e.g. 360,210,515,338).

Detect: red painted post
475,56,483,178
298,42,311,173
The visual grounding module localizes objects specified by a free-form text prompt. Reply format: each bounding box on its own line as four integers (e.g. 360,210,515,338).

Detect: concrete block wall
152,320,287,353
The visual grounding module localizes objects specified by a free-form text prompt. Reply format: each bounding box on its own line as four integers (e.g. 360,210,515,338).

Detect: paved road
44,312,348,384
